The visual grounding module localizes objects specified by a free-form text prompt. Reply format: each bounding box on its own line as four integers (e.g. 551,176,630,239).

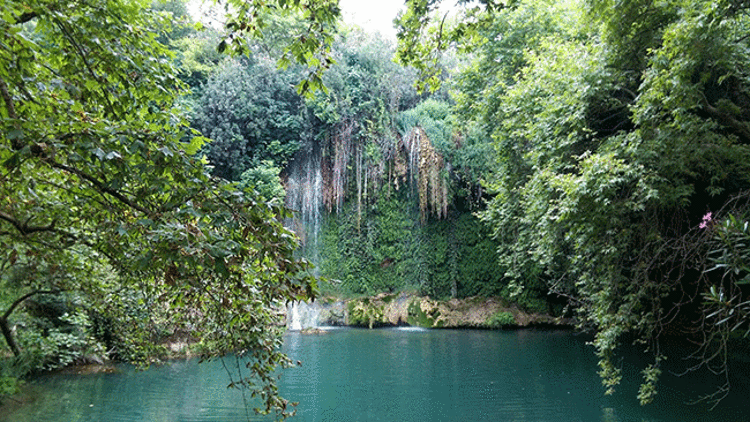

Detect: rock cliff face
291,293,569,330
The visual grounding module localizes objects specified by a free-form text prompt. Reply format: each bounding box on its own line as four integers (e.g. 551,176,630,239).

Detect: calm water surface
3,328,748,421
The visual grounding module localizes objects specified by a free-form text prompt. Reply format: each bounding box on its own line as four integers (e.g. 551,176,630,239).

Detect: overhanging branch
0,211,56,236
701,94,750,143
0,77,18,121
0,77,24,151
1,289,59,357
2,289,59,321
47,160,155,218
15,12,38,25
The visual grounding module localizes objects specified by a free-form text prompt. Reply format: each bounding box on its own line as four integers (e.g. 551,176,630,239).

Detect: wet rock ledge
300,292,570,330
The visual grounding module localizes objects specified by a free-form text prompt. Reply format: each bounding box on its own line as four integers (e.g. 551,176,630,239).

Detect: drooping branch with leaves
396,0,750,406
218,0,341,96
1,0,316,417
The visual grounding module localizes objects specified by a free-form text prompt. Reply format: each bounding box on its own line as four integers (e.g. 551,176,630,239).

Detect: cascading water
285,142,323,265
285,122,354,266
286,301,321,331
284,140,326,331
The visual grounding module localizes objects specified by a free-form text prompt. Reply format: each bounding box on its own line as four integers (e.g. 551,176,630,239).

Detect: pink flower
699,212,712,229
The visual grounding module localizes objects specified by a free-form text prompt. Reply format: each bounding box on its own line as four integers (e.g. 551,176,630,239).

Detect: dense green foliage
486,311,516,328
6,0,750,414
319,193,550,310
0,0,317,417
291,35,530,303
188,16,550,309
397,0,750,405
191,57,304,180
215,0,340,96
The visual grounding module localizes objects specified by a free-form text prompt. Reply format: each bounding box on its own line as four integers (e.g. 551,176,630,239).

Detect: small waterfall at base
287,301,321,331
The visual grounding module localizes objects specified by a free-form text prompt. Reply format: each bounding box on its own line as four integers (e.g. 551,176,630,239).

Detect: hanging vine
404,127,449,223
324,120,354,213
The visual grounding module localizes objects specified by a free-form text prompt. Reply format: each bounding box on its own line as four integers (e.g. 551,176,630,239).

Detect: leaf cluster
219,0,340,96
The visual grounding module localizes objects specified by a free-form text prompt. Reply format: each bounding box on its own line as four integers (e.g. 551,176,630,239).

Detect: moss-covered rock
343,293,414,328
406,298,443,328
289,293,570,330
346,300,386,328
387,294,567,329
318,301,347,326
486,311,516,328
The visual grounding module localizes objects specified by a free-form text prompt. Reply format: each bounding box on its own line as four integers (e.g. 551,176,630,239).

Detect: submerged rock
299,328,330,334
59,363,118,375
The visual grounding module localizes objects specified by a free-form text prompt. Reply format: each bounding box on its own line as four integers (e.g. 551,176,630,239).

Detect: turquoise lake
2,328,748,421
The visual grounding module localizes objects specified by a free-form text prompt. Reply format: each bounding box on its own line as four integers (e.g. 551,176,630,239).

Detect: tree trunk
0,289,58,357
0,317,20,356
449,218,457,299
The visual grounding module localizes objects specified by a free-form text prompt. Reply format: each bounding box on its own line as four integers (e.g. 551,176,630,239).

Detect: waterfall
287,301,321,331
285,142,323,265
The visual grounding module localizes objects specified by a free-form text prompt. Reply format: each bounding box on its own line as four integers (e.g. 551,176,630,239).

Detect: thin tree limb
0,211,56,236
2,289,59,321
47,160,155,217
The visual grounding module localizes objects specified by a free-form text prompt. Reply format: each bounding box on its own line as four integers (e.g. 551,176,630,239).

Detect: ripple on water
391,326,429,332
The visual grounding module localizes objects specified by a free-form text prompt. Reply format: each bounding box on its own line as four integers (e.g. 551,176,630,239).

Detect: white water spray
287,301,321,331
285,144,323,265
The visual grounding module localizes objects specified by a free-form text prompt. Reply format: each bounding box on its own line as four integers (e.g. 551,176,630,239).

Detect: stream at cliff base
3,328,748,421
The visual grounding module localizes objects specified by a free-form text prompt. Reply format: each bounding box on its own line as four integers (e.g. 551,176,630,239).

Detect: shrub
486,311,516,329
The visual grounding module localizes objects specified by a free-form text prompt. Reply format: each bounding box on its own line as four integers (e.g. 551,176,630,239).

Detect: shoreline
288,292,572,330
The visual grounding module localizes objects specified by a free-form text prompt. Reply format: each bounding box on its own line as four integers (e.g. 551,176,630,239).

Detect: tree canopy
396,0,750,406
1,0,315,417
217,0,340,96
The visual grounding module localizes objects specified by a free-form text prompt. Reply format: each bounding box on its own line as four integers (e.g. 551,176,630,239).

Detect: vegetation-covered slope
398,0,750,405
